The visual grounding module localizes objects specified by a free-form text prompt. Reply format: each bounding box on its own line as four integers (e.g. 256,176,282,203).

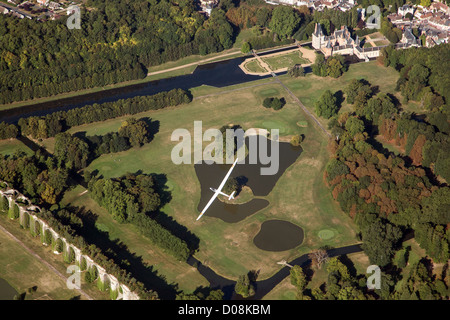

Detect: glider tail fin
228,191,236,200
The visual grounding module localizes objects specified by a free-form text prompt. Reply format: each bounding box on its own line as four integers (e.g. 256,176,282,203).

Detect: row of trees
11,89,190,140
0,192,159,299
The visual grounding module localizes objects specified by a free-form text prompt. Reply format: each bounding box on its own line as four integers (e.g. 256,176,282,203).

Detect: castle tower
312,23,324,50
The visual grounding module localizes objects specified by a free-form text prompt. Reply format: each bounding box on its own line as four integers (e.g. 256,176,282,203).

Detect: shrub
262,97,286,110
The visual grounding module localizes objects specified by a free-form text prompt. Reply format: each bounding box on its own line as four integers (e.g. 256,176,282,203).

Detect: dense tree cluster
312,54,347,78
88,173,191,261
0,122,19,139
326,71,449,267
0,152,70,205
0,0,234,104
381,44,449,104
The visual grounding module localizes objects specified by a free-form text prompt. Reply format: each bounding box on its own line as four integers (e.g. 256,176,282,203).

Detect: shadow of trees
67,205,179,300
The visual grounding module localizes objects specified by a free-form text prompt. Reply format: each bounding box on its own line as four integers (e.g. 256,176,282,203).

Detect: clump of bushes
262,97,286,110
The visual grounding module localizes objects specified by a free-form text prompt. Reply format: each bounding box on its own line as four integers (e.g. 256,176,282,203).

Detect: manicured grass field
262,51,310,71
280,60,404,131
0,139,33,156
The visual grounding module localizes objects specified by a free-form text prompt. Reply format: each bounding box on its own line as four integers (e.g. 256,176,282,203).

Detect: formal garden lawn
244,59,267,73
261,51,311,71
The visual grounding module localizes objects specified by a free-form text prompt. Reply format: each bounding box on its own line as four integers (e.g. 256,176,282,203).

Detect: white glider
196,158,239,221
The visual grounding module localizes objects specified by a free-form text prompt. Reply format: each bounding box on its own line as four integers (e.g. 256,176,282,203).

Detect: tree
0,195,8,213
315,90,339,119
262,97,285,110
55,238,63,253
290,134,304,146
8,203,19,220
269,6,301,39
344,79,370,105
241,42,251,54
361,217,402,267
345,117,365,137
118,118,150,147
327,57,345,78
290,265,308,294
309,249,329,269
223,177,239,195
288,64,305,77
54,132,90,170
234,273,255,298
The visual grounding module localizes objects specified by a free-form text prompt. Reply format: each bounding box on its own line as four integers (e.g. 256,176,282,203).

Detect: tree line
289,254,448,300
0,89,190,141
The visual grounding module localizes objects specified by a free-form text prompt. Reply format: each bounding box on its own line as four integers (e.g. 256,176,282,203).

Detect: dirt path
147,50,242,76
0,223,94,300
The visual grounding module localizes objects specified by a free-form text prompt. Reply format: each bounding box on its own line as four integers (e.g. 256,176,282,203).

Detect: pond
0,278,18,300
253,220,304,252
194,135,302,223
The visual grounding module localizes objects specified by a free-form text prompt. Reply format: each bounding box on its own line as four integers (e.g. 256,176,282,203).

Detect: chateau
311,23,420,60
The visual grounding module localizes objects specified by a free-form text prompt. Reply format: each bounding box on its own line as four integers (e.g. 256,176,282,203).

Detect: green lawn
244,59,267,73
281,60,404,130
0,139,33,156
262,51,311,71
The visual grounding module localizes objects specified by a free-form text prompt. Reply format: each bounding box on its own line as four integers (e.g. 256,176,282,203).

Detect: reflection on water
194,136,302,223
0,278,18,300
253,220,304,252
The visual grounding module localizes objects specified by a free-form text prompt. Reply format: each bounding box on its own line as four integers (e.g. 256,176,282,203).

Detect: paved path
0,223,93,300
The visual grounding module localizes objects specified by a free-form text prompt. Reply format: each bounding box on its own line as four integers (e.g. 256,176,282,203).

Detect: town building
198,0,219,16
